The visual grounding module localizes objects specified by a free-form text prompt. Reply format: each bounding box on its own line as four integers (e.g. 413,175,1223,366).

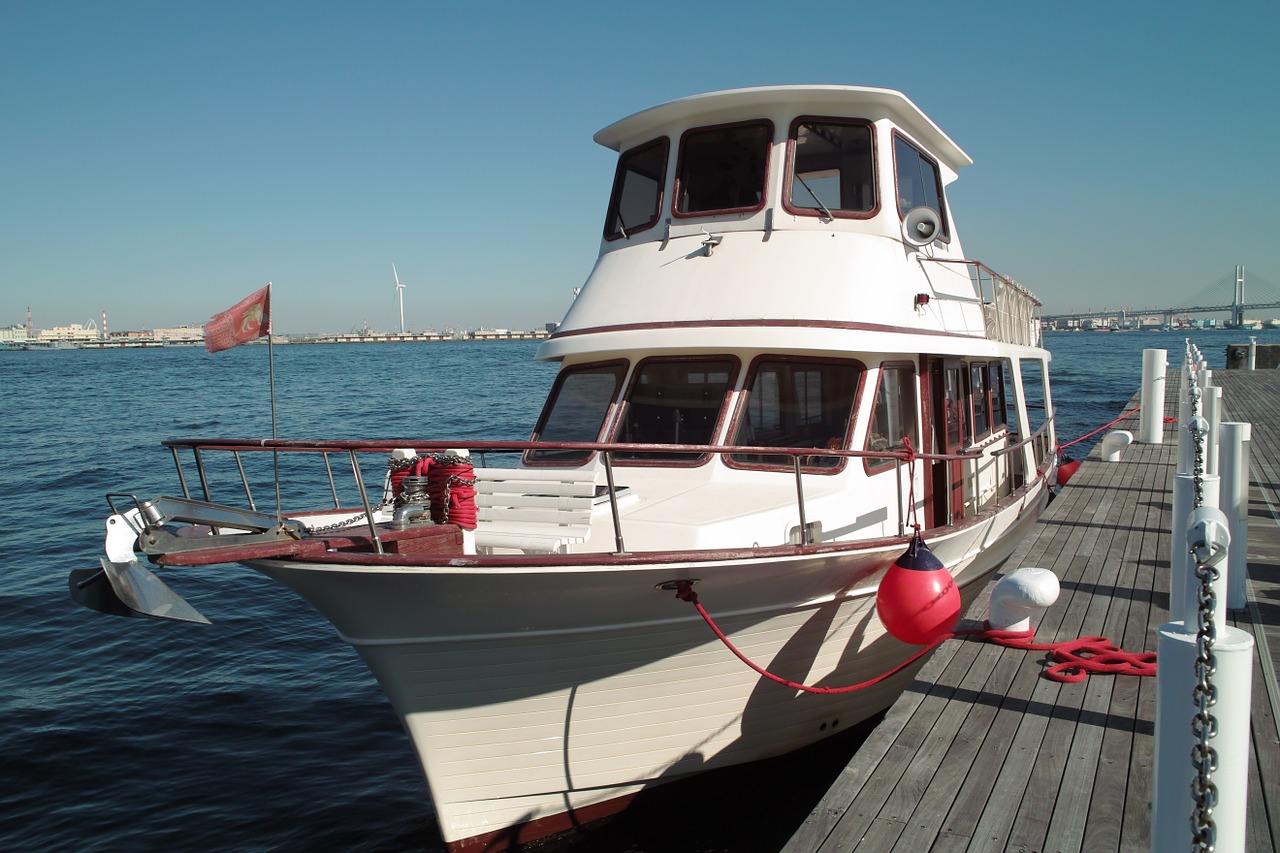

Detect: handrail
160,435,1022,465
154,422,1055,555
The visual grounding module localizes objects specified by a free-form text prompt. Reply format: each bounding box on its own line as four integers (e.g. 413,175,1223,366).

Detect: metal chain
1186,350,1219,853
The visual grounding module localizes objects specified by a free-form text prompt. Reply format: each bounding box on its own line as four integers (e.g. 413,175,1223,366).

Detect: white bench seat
471,467,601,554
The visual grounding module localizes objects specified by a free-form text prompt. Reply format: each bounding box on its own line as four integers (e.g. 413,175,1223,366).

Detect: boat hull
249,481,1048,850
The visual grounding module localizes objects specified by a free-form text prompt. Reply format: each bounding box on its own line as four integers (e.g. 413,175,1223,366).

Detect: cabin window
728,358,862,470
989,361,1008,430
525,361,628,464
604,138,668,241
1018,358,1053,467
942,365,964,449
675,121,772,216
785,119,876,218
614,358,736,463
893,134,950,242
867,364,918,470
968,362,989,441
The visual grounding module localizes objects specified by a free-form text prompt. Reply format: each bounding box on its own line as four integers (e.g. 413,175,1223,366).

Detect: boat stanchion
602,452,627,555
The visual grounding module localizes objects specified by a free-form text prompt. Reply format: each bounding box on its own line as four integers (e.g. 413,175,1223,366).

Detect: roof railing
923,258,1043,348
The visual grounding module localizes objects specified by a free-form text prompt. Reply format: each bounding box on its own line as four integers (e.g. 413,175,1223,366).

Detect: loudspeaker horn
901,206,942,247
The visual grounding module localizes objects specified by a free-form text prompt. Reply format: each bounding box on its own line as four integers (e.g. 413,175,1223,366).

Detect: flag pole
267,282,282,525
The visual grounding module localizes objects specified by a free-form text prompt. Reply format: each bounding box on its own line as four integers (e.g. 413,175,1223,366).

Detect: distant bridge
1041,266,1280,328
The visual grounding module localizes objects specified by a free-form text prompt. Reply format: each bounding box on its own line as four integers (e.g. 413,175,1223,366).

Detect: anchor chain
303,453,477,534
1186,353,1218,853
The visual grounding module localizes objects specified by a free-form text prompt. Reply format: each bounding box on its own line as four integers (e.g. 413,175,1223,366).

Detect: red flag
204,284,271,353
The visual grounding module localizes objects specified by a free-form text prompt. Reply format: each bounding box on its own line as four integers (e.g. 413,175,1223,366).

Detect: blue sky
3,1,1277,334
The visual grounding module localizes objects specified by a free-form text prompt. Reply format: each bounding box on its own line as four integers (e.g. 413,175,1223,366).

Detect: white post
1170,473,1194,618
1152,623,1253,853
1248,336,1257,370
1177,365,1193,474
1220,422,1252,610
1139,349,1166,444
1204,386,1222,477
1172,474,1222,628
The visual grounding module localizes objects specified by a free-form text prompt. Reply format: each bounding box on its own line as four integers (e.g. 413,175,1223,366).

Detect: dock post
1248,335,1257,370
1220,422,1252,610
1153,622,1253,853
1138,348,1166,443
1177,366,1193,474
1171,474,1221,625
1204,385,1222,477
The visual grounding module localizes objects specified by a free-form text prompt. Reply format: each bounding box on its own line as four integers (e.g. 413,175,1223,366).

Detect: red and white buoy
875,533,960,645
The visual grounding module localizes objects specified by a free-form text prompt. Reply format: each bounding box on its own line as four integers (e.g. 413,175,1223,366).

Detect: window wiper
794,174,834,223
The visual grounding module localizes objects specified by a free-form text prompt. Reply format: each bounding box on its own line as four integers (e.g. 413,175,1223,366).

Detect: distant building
150,325,204,342
38,323,100,342
0,324,30,343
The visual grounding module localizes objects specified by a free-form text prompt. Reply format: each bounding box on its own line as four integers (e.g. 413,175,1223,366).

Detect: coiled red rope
673,582,1155,690
389,454,478,529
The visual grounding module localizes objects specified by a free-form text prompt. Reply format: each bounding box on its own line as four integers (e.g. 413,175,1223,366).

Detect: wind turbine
392,263,406,335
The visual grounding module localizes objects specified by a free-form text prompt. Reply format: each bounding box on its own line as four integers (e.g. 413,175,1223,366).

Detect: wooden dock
784,369,1280,853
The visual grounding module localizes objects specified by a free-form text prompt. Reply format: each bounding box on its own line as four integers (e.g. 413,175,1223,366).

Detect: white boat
72,85,1057,851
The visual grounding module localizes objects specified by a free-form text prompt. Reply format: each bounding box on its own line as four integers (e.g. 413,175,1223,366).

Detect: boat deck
784,368,1280,852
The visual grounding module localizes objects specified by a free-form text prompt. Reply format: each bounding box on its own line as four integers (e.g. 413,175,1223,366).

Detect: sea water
1,330,1275,851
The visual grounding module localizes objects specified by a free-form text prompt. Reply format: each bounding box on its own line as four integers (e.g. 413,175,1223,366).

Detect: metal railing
154,424,1055,557
923,258,1043,348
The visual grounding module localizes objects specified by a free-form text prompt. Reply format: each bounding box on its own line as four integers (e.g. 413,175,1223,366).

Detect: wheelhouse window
526,361,627,464
729,358,862,470
614,358,735,463
604,138,668,241
893,134,950,242
675,121,771,216
867,364,918,470
786,119,875,218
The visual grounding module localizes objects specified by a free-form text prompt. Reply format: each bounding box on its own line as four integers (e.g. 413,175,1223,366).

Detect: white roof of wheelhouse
593,85,972,172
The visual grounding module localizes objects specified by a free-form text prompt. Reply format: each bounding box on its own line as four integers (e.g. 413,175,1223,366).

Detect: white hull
253,482,1047,849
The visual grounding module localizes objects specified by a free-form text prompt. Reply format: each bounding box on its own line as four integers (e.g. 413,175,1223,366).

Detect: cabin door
925,357,966,528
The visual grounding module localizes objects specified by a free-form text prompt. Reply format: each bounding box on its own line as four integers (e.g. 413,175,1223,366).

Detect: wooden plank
781,627,974,852
788,372,1280,853
813,638,987,851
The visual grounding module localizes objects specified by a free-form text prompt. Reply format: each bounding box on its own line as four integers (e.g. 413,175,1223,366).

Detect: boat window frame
724,354,867,475
603,137,670,242
891,130,951,244
672,119,773,219
967,361,990,443
782,116,879,221
523,358,630,467
608,354,741,468
864,360,920,475
989,360,1009,432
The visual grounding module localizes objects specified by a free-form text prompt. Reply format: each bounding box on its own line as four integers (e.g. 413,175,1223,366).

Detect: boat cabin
519,86,1051,554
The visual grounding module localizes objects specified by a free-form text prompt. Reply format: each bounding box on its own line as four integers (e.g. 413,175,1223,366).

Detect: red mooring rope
1058,406,1142,451
673,583,1156,691
1057,405,1180,453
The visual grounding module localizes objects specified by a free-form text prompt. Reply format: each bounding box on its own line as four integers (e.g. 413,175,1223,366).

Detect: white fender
988,567,1060,632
